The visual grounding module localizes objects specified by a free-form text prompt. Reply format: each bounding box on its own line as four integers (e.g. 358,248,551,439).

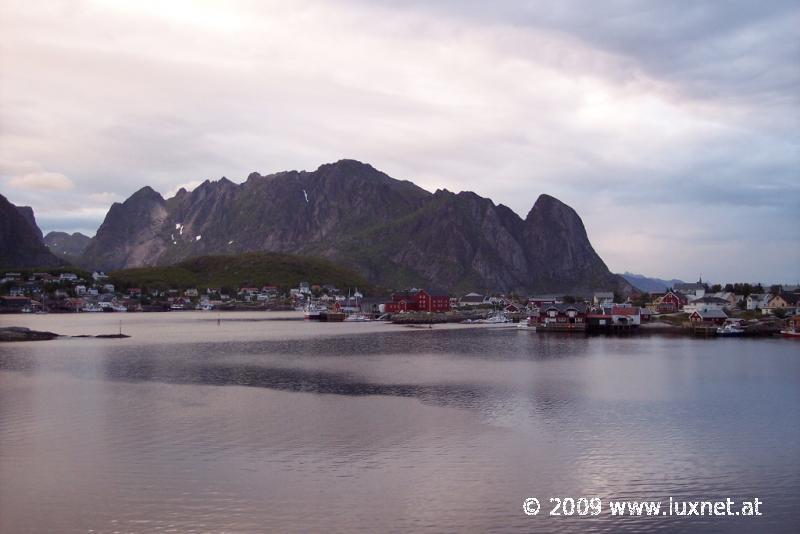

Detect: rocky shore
0,327,131,342
0,326,60,342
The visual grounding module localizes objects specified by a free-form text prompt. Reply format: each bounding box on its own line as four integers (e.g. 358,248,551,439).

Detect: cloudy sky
1,0,798,283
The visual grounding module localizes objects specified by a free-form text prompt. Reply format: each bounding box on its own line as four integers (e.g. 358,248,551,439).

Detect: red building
385,289,450,313
689,308,727,325
530,303,588,331
657,290,687,313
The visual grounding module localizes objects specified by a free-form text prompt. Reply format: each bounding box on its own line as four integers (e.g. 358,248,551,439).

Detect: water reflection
0,326,798,533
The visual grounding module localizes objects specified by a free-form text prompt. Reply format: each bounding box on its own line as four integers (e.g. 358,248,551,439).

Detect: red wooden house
689,308,727,325
385,289,450,313
530,303,588,331
657,291,687,313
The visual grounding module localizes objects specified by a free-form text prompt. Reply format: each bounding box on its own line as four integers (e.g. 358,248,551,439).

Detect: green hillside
109,252,375,293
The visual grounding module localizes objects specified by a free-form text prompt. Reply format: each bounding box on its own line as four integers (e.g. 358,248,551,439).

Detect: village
1,269,798,338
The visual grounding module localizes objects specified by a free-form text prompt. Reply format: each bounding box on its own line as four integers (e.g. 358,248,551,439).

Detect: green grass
109,252,375,293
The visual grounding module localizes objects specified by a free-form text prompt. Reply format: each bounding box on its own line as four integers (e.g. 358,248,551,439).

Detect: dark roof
542,303,588,313
611,306,640,315
675,282,705,291
459,294,486,303
776,292,800,305
692,308,728,319
691,296,729,304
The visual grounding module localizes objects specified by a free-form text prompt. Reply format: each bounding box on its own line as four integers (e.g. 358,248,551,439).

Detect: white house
593,292,615,306
684,296,730,313
746,293,770,310
675,281,705,299
458,293,488,307
610,305,641,326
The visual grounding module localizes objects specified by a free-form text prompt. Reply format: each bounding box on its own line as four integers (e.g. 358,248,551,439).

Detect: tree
710,284,722,293
563,295,576,304
773,308,788,319
770,284,782,295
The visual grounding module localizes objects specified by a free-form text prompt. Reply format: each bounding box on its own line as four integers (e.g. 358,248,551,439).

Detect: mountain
0,194,64,268
44,231,91,260
621,272,684,293
14,206,44,241
109,252,372,292
80,160,631,295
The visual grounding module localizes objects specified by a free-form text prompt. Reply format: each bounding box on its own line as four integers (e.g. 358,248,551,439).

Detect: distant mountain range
3,160,633,295
43,231,91,261
620,272,684,293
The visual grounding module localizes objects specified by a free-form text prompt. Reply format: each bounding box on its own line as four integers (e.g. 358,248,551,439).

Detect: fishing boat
781,316,800,339
476,312,511,324
716,324,745,337
303,302,327,320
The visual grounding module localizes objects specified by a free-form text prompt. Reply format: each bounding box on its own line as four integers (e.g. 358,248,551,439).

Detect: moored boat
781,316,800,338
303,302,327,320
716,324,745,337
344,313,372,322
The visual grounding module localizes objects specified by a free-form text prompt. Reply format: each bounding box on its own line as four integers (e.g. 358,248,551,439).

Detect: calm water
1,312,799,533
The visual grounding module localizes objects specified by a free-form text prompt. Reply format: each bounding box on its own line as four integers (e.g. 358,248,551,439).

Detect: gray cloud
0,0,797,282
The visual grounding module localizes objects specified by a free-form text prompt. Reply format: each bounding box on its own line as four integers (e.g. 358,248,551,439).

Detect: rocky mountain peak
0,194,63,268
127,185,165,204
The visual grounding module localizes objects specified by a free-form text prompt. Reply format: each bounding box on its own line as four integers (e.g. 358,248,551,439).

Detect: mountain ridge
78,159,631,295
620,272,685,293
44,231,92,260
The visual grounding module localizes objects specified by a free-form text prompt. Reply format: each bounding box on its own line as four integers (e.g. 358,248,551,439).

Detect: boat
716,324,745,337
170,303,185,311
344,313,372,322
781,316,800,338
112,304,128,313
303,302,327,320
476,312,511,324
197,303,214,311
82,304,103,312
